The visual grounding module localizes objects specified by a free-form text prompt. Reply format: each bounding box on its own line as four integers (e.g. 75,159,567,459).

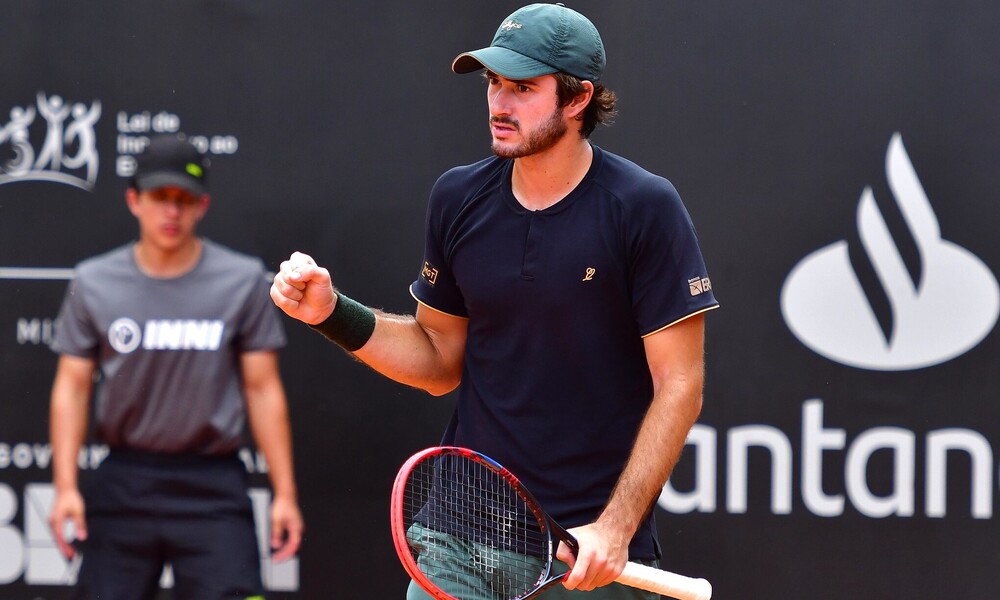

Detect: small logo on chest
582,267,596,282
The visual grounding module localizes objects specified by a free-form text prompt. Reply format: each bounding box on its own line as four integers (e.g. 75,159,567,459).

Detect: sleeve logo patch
421,261,439,286
689,276,712,296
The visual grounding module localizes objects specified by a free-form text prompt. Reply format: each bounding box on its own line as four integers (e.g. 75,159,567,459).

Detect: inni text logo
108,319,225,354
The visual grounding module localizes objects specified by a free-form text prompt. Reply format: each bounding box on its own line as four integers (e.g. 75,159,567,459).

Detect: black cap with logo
133,133,209,197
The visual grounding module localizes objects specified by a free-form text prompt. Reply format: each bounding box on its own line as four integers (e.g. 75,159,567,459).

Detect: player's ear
565,80,594,121
197,194,211,219
125,188,140,216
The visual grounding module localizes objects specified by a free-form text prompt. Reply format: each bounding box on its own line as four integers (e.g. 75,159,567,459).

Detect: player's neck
511,138,593,211
133,237,203,279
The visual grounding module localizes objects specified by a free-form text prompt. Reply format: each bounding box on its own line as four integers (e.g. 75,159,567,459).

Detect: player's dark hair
554,73,617,138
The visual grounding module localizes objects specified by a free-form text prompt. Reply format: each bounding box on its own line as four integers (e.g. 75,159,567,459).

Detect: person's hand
556,520,629,591
270,251,337,325
48,487,87,559
269,494,304,562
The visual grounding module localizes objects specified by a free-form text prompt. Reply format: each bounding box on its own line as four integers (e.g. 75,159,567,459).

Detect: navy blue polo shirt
410,145,718,559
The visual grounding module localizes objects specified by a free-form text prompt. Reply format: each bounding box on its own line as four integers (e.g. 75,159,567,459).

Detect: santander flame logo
781,133,999,371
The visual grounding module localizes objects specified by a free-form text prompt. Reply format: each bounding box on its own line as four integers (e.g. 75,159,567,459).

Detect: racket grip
617,562,712,600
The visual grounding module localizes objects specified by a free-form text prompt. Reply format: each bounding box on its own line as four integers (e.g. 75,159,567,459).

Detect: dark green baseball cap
452,3,605,82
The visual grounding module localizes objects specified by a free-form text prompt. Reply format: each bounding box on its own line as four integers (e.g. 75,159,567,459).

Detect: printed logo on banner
114,110,239,178
0,95,240,196
0,92,102,191
781,133,999,370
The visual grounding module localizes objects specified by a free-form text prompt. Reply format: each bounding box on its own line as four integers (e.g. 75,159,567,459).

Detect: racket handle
617,562,712,600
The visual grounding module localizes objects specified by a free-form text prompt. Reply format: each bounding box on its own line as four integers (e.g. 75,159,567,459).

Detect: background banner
2,1,997,598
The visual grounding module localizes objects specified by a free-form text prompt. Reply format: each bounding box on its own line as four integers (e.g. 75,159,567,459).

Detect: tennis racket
391,446,712,600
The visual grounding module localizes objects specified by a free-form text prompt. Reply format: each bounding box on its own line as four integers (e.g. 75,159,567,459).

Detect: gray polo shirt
52,240,286,455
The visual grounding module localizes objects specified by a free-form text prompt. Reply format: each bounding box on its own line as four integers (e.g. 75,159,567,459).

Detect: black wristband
309,293,376,351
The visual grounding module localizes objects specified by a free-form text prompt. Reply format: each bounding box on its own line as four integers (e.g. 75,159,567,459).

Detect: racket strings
403,453,550,599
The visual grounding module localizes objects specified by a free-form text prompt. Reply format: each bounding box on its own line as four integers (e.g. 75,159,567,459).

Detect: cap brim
452,47,558,79
136,172,206,197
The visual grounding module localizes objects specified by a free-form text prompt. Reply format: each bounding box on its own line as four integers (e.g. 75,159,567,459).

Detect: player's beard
490,106,568,159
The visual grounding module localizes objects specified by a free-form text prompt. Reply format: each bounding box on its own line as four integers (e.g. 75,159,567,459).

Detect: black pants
76,450,264,600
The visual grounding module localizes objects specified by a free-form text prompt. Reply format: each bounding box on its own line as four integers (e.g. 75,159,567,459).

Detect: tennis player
49,133,304,600
272,4,717,598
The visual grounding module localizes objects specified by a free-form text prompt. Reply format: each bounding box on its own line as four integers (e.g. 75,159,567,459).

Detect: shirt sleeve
51,275,100,358
236,262,287,352
627,177,719,335
410,171,469,318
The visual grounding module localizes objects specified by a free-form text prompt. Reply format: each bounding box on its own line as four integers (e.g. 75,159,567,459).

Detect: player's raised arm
270,251,337,325
271,251,468,396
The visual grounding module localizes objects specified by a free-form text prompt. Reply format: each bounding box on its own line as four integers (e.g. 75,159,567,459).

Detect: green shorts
403,523,661,600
